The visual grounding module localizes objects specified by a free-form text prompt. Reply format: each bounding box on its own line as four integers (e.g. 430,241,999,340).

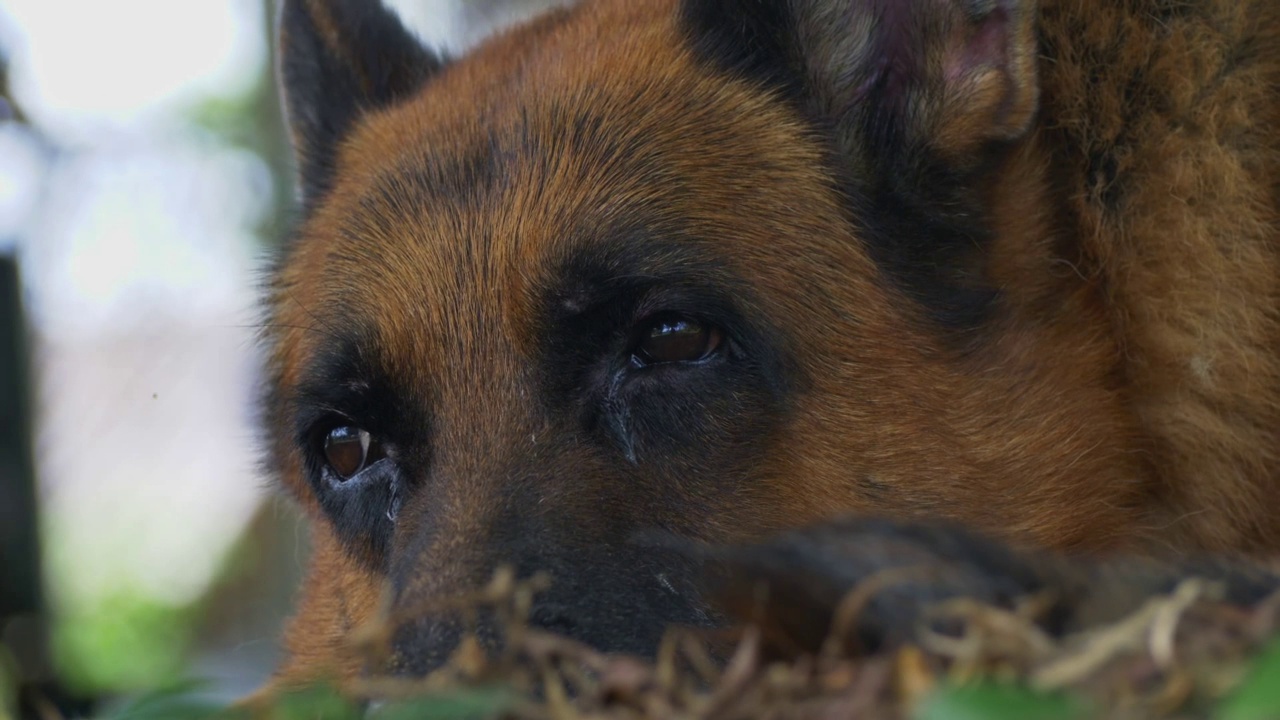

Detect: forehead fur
272,0,891,385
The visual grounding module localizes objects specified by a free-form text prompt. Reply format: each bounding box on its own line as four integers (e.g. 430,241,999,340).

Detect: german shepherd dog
263,0,1280,684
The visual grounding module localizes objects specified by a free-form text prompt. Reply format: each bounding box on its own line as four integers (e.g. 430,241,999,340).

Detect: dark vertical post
0,256,37,615
0,252,49,715
0,23,37,625
0,253,94,717
0,48,92,714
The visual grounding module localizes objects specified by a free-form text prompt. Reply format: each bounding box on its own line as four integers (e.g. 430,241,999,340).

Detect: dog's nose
387,613,466,677
387,610,490,677
384,596,586,677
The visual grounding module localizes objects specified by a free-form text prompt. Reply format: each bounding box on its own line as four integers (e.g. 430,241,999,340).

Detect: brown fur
264,0,1280,685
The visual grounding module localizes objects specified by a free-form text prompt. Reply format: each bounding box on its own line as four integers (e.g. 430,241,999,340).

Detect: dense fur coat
1037,0,1280,552
263,0,1279,685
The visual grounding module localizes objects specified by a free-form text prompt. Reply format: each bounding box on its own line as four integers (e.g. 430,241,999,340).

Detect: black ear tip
276,0,328,49
276,0,440,208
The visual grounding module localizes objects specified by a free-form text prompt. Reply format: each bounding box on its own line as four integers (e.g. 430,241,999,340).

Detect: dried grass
268,568,1280,720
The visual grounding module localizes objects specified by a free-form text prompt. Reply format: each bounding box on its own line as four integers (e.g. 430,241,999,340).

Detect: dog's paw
694,518,1280,659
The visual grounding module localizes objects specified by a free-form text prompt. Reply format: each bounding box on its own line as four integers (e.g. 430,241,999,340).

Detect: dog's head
265,0,1145,680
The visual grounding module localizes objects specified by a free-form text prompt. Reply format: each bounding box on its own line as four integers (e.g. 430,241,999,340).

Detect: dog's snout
382,544,720,676
387,613,472,677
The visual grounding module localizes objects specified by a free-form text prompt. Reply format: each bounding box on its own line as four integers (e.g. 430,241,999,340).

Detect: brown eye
323,426,384,480
635,315,723,365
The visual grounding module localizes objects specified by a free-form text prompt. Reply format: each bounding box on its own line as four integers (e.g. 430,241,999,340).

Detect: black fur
698,517,1069,656
388,538,715,676
287,325,427,570
278,0,443,207
695,517,1280,659
679,0,1031,329
538,227,797,466
680,0,804,99
855,153,1004,329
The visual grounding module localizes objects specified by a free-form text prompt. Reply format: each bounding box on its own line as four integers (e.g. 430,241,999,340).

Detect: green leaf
266,685,362,720
98,680,231,720
1218,639,1280,720
915,682,1087,720
371,688,515,720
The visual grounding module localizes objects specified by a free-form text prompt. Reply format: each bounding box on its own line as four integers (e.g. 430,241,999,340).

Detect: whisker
283,286,346,340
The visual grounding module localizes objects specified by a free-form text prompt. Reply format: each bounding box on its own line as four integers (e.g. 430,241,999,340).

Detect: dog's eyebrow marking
286,322,423,448
288,332,373,431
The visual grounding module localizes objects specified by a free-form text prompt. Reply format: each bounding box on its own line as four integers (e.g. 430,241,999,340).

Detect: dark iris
634,315,723,365
323,426,385,480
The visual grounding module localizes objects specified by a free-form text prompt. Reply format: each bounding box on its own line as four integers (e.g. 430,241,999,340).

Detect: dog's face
267,0,1149,679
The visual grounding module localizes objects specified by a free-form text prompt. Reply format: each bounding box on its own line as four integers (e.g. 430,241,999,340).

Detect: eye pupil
324,426,376,480
636,316,722,365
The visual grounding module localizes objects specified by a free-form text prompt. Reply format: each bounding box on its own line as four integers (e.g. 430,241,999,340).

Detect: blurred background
0,0,304,714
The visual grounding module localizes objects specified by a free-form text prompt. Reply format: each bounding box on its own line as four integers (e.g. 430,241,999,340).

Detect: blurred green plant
52,592,196,692
1218,638,1280,720
1,646,17,720
96,680,226,720
914,682,1088,720
368,688,515,720
48,502,295,694
99,682,514,720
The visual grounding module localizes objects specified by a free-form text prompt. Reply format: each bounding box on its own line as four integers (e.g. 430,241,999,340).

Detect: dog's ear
278,0,444,205
684,0,1040,328
683,0,1039,164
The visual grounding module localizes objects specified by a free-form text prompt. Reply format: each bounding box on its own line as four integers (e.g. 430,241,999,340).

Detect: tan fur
1036,0,1280,550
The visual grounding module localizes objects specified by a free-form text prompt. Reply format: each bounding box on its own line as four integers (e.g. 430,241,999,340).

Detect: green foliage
0,647,17,720
98,682,513,720
257,685,361,720
52,593,196,693
369,687,515,720
97,681,228,720
914,682,1088,720
1217,638,1280,720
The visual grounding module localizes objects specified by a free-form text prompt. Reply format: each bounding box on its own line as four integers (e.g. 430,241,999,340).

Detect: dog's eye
634,314,723,365
323,426,385,480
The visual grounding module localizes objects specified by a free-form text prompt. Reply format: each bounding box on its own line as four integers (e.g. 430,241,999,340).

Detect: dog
262,0,1280,684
